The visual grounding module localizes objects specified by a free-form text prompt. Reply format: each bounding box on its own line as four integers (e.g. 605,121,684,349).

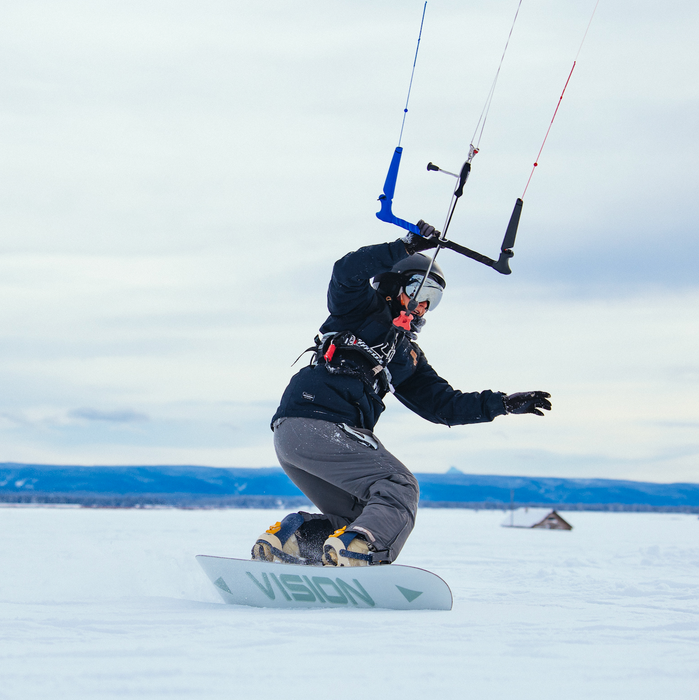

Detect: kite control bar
374,3,525,277
377,146,523,276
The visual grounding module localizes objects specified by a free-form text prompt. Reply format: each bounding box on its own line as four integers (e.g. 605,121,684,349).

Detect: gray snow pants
273,417,419,563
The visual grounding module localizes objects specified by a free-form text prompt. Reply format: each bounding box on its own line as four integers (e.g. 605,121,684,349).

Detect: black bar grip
438,239,496,267
502,198,523,251
438,238,513,275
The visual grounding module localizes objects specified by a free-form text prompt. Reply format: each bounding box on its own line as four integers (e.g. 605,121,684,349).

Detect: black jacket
271,239,507,430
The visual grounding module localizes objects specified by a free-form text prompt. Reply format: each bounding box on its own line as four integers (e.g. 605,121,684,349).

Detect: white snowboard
196,555,452,611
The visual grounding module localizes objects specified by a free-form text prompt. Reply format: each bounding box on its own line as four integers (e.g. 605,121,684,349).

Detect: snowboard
196,555,453,611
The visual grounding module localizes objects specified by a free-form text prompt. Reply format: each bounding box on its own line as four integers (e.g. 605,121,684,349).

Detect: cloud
68,408,149,424
0,1,697,480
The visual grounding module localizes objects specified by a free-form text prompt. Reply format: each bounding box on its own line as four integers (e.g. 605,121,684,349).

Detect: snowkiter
252,222,551,566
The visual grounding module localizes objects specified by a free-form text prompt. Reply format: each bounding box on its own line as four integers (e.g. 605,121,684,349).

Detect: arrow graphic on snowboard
396,585,423,603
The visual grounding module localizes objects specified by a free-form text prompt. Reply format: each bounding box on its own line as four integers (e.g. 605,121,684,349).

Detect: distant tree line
0,493,312,509
2,492,698,513
419,501,699,513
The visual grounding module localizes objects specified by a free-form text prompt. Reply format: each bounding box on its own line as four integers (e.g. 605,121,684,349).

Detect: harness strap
314,331,395,395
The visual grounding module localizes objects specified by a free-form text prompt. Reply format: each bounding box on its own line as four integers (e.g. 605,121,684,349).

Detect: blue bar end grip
376,146,420,234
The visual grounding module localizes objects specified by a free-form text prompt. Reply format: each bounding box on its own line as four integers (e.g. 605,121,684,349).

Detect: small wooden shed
501,507,573,530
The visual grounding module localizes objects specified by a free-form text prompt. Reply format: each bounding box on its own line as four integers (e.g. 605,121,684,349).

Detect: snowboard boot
252,513,336,566
252,512,304,565
322,526,372,567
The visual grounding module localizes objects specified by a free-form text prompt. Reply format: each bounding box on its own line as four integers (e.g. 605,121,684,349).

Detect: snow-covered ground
1,507,697,699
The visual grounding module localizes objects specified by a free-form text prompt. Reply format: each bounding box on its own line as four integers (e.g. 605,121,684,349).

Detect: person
252,222,551,567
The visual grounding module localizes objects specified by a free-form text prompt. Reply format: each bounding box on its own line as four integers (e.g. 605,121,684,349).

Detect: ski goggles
403,274,444,310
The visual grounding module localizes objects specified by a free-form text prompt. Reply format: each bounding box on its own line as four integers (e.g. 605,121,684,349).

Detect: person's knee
402,474,420,513
376,472,420,515
398,471,420,500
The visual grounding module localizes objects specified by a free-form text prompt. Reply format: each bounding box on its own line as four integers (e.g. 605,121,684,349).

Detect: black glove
401,220,441,255
503,391,552,416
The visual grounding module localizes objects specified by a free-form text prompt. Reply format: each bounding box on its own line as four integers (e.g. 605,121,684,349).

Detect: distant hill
1,463,698,511
416,472,699,511
0,464,305,508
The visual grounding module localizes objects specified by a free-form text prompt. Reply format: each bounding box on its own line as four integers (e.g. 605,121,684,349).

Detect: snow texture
1,507,698,699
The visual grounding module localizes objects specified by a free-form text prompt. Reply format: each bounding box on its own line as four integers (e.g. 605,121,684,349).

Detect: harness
310,330,398,396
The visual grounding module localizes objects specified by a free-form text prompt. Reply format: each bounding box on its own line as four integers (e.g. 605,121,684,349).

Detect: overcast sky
1,0,697,482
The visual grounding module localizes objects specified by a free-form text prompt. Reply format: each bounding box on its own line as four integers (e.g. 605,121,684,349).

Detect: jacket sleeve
326,239,408,317
393,352,507,426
